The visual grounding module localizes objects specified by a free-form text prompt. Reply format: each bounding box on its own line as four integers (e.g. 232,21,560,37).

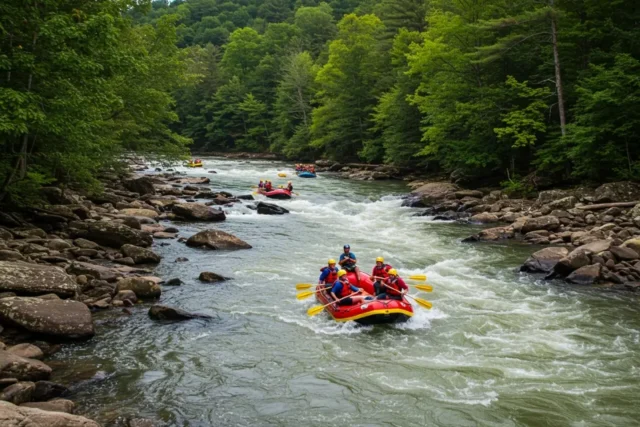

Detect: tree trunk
550,0,567,136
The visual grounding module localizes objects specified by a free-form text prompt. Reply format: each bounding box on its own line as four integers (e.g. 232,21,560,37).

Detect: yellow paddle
414,284,433,292
296,283,314,290
409,274,427,281
380,282,433,310
296,288,329,300
307,294,354,317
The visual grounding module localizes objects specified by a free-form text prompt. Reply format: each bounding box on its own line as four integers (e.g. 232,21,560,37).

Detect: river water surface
52,158,640,426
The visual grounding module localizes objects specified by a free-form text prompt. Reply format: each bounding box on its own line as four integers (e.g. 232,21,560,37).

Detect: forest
1,0,639,203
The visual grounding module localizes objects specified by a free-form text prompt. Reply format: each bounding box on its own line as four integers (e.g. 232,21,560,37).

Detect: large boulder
70,221,152,248
116,277,161,299
520,247,569,273
520,215,560,233
123,177,156,196
609,245,639,261
0,351,51,381
0,382,35,404
412,182,459,204
172,203,226,222
593,181,640,203
31,381,68,401
463,226,515,242
198,272,227,283
566,264,601,285
554,250,591,276
0,262,78,298
470,212,499,224
120,244,161,264
186,230,251,250
148,305,212,321
6,344,44,360
118,208,158,219
20,399,75,414
572,239,613,255
0,297,94,339
0,400,100,426
256,202,289,215
67,262,119,282
622,238,640,256
547,196,578,210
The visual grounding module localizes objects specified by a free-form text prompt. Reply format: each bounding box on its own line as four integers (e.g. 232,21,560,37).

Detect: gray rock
73,238,99,249
172,203,226,222
412,182,459,204
31,381,68,401
148,305,212,321
0,381,35,404
0,228,13,240
609,245,639,261
256,202,289,215
566,264,601,285
0,297,94,339
0,262,78,298
198,272,227,283
521,247,569,273
547,196,578,210
0,400,99,426
0,351,51,381
454,190,483,199
573,239,613,255
6,344,43,360
70,221,152,248
470,212,499,223
120,244,161,264
46,239,72,251
186,230,251,250
20,398,75,414
593,181,640,203
463,226,515,242
116,278,161,299
0,250,25,262
520,216,560,233
554,251,591,276
67,261,119,282
123,177,156,196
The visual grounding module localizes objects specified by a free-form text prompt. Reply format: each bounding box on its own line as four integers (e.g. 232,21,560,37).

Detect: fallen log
576,201,639,211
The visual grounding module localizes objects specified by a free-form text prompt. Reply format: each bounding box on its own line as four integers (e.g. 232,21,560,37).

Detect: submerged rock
120,244,161,264
198,272,227,283
172,203,225,222
148,305,212,321
116,277,161,299
256,202,289,215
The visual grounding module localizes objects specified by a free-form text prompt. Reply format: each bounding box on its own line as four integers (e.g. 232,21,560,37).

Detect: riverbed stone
412,182,459,203
119,209,159,219
0,250,25,262
256,202,289,215
554,250,591,276
520,215,560,233
5,344,43,361
0,381,35,404
470,212,499,223
31,381,68,402
0,351,51,381
148,305,213,321
67,261,119,282
593,181,640,203
622,238,640,256
120,244,161,264
0,262,78,298
172,203,226,222
186,229,251,250
70,222,152,248
0,400,100,426
20,398,75,414
463,226,515,242
123,177,156,196
566,264,601,285
0,297,94,339
609,245,639,261
198,272,227,283
521,247,569,273
572,239,613,255
116,277,161,299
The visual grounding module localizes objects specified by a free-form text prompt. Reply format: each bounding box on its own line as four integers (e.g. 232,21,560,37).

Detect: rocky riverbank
404,180,640,291
0,166,289,425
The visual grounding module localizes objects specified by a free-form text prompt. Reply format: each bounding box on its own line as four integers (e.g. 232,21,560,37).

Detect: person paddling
371,256,393,296
331,270,370,306
265,180,273,192
339,244,361,284
319,259,339,290
376,269,408,301
258,179,264,189
287,181,293,192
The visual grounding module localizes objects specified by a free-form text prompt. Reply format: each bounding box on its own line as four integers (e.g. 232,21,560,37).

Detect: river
51,158,640,426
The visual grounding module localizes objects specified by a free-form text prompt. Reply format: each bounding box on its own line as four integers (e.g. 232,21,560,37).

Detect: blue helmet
343,244,350,249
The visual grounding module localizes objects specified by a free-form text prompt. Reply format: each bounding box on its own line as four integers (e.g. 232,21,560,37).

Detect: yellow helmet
388,268,398,276
337,269,347,278
328,259,336,265
376,256,384,263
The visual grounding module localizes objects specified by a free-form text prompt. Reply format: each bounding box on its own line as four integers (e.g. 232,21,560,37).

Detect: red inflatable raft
315,272,413,325
258,188,292,199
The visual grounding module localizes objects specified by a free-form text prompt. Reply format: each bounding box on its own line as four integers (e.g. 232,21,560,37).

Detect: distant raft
297,171,316,178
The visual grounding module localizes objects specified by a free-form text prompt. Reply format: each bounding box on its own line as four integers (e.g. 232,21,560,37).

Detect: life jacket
384,277,402,296
287,184,293,191
372,264,391,279
335,280,353,298
341,254,355,266
265,183,272,191
320,266,338,283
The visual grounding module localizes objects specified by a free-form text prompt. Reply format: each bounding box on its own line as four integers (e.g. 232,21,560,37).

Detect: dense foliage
0,0,193,204
2,0,639,202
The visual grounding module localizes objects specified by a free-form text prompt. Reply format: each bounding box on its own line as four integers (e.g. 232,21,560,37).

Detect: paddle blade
296,283,313,290
307,305,326,316
296,291,314,300
409,274,427,281
413,297,432,310
414,284,433,293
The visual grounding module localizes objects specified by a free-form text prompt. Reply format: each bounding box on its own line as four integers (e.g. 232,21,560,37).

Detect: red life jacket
372,264,391,279
336,280,353,298
384,277,402,296
320,266,338,283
